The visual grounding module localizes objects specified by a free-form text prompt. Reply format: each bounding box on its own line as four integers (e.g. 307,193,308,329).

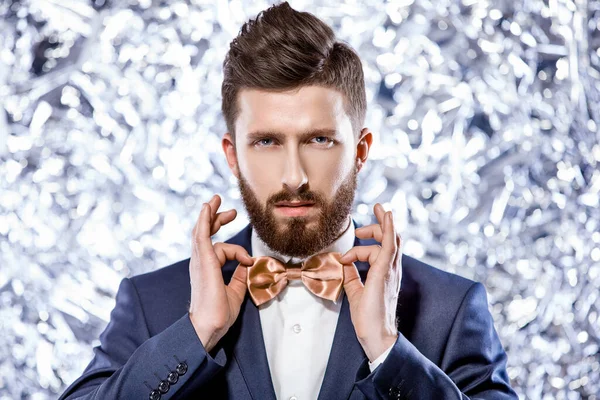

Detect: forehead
234,85,351,137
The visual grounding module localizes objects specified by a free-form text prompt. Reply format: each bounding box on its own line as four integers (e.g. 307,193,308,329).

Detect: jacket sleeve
354,282,518,400
58,277,227,400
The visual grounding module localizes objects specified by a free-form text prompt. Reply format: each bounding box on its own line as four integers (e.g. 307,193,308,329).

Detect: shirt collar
251,215,355,264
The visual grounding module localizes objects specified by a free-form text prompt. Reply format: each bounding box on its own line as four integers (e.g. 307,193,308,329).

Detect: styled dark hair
221,1,366,143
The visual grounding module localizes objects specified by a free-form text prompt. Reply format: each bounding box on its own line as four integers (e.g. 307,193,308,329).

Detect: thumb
227,263,248,308
343,263,363,303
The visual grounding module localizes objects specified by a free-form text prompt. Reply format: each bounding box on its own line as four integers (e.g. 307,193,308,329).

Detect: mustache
267,190,323,205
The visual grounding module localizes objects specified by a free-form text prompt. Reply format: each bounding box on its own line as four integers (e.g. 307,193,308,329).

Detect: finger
191,201,207,237
339,245,382,265
213,242,254,267
373,203,386,226
396,233,402,255
227,264,248,307
381,211,397,260
196,203,217,257
355,224,383,242
342,263,363,285
392,248,403,292
342,263,363,302
207,194,222,223
391,233,402,268
210,209,237,236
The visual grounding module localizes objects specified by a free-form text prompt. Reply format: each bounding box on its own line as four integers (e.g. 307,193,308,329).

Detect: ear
222,133,240,179
356,128,373,173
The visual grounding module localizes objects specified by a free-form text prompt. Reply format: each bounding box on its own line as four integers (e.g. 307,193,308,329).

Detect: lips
274,202,315,217
275,201,315,207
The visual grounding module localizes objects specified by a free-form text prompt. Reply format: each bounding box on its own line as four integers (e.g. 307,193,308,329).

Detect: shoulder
130,257,191,295
400,253,479,315
355,230,477,304
402,253,476,295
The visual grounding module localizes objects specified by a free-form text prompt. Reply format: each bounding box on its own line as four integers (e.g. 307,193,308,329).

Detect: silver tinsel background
0,0,599,398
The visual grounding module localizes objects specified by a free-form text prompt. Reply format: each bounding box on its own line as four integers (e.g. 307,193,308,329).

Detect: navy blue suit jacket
59,220,518,399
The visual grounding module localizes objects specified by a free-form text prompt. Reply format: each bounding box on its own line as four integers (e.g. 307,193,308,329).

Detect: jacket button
167,371,179,384
158,380,170,393
149,389,161,400
176,362,188,375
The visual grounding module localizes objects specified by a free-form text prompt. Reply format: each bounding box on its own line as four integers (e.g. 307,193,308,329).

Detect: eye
311,136,335,146
255,138,275,146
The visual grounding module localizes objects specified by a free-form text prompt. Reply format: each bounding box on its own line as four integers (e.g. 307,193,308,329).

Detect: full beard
237,166,358,258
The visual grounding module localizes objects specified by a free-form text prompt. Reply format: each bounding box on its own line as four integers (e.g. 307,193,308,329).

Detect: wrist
188,313,223,353
361,333,398,362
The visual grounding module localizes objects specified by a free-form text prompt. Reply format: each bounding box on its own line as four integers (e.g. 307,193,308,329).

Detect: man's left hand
339,203,402,362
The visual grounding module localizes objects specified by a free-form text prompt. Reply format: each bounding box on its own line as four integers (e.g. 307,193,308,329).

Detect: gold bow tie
246,252,345,307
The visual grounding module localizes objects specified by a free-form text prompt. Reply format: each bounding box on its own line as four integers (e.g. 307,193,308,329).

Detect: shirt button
289,396,298,400
292,324,302,333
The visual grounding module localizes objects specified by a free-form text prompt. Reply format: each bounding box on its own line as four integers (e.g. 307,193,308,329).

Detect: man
59,2,517,399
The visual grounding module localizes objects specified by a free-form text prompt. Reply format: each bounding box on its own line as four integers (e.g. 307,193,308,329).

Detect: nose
281,147,308,192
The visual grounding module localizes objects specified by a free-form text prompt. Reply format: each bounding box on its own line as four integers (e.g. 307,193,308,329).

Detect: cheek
306,151,353,195
238,152,280,201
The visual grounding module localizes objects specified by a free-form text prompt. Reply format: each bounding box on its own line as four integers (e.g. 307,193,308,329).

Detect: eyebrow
246,128,338,142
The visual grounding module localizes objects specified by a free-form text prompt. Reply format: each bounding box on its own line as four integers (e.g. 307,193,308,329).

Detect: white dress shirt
251,216,394,400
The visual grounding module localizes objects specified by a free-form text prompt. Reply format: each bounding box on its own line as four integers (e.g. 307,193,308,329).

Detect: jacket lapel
231,294,278,400
223,223,278,400
317,220,372,400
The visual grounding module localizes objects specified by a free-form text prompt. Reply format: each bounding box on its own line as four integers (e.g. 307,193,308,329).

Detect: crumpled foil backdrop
0,0,598,398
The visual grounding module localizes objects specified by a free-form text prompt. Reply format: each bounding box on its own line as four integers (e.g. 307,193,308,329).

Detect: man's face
223,85,370,258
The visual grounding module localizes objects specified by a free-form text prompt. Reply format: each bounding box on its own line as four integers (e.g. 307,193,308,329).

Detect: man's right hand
188,194,253,353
